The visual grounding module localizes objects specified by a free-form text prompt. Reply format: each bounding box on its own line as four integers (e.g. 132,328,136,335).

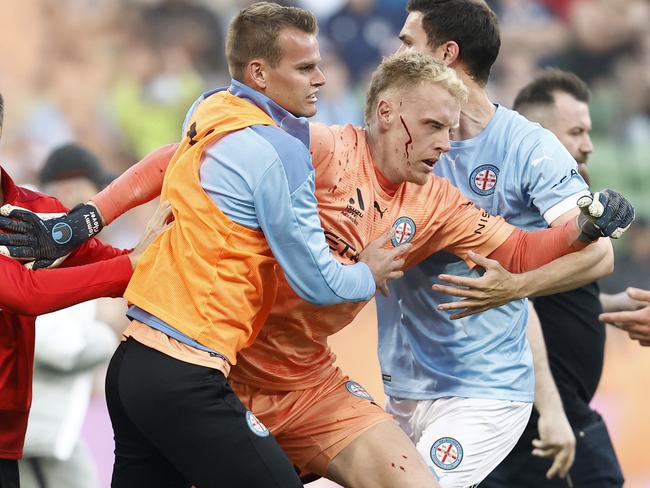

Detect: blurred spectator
135,1,227,80
37,144,115,207
0,1,118,184
558,0,649,85
322,0,405,84
312,53,364,126
536,0,574,20
109,5,206,159
18,144,119,488
489,0,569,104
617,29,650,146
297,0,346,18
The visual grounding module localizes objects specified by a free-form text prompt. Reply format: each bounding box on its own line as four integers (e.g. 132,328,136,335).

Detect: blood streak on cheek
399,115,413,159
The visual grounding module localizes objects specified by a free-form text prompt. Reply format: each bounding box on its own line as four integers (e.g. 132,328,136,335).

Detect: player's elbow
292,285,341,306
286,275,351,305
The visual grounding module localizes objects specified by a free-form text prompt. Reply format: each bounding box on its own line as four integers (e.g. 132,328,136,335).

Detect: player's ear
246,59,267,90
439,41,460,66
376,99,393,129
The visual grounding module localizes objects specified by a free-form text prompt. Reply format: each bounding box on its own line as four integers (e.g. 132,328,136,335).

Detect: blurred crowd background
1,0,649,487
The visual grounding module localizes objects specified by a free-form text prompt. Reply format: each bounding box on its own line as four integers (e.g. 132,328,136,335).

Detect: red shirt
0,168,133,459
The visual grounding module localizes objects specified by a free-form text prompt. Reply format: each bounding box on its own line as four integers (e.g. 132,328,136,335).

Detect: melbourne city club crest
470,164,499,196
345,381,374,401
391,216,416,247
245,410,269,437
431,437,463,470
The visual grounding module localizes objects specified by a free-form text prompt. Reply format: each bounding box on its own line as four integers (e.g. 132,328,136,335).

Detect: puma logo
374,201,387,219
531,149,553,167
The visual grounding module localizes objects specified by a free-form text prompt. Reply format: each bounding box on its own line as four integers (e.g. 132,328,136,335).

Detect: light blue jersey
376,105,589,402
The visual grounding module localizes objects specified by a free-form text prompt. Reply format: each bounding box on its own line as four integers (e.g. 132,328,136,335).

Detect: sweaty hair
365,51,467,124
406,0,500,86
226,2,318,81
513,68,591,112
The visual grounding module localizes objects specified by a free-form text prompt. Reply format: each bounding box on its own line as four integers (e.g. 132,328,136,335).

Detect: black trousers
0,459,19,488
105,338,303,488
481,414,624,488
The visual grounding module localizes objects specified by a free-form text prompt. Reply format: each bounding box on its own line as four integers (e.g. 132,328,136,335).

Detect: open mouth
422,159,437,167
307,93,318,102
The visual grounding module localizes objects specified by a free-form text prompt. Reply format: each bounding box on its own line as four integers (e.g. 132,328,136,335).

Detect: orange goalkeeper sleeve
488,218,588,273
93,143,178,224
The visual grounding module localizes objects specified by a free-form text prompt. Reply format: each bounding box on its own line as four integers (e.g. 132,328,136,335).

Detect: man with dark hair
513,69,593,184
482,68,625,488
0,94,170,488
375,1,620,486
405,0,500,86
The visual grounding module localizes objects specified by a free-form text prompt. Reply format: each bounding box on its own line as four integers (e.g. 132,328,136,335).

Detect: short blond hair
226,2,318,81
365,52,468,124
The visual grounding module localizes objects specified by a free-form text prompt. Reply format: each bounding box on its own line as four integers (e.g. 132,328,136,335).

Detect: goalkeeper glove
576,189,634,242
0,203,104,269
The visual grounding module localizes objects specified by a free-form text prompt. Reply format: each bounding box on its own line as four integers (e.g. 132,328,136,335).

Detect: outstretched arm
497,207,613,297
600,287,650,346
0,143,177,267
93,143,177,224
434,191,631,318
0,255,132,316
0,201,172,316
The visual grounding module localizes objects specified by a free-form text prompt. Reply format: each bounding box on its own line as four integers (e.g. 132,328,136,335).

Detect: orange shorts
231,367,393,476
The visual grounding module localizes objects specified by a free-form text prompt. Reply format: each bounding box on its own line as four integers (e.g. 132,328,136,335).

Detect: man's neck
366,129,394,184
454,71,496,141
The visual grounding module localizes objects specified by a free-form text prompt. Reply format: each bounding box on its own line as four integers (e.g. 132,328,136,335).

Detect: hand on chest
317,179,418,264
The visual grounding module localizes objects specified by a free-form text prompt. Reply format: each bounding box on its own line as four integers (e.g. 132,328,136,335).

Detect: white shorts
386,396,532,488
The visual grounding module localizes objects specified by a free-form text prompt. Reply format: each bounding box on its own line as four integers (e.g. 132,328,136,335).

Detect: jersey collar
228,79,310,149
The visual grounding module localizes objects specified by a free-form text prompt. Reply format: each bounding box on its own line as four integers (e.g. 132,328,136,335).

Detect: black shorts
105,338,303,488
481,415,624,488
0,459,19,488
